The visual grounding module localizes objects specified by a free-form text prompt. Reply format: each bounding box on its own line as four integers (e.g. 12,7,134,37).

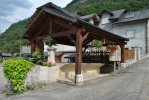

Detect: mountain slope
66,0,149,14
0,19,27,52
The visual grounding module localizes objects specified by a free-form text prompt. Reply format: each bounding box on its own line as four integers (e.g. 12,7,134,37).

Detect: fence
82,51,109,63
124,48,134,60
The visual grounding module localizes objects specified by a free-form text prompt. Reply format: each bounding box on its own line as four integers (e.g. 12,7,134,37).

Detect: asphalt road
0,64,7,91
1,58,149,100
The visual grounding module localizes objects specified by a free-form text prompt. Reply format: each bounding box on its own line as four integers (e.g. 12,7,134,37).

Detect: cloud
0,0,32,17
0,0,72,32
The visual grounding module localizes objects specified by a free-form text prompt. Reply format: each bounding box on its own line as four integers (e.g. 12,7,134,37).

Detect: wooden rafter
32,19,50,39
66,35,76,45
51,27,78,38
83,34,96,45
53,17,74,29
49,16,53,35
82,32,89,41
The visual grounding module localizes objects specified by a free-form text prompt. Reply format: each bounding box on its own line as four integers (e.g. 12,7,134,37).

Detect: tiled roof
80,13,99,20
109,9,126,20
115,9,149,23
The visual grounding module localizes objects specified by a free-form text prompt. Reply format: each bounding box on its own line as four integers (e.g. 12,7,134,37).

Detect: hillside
0,19,27,53
66,0,149,14
1,0,149,52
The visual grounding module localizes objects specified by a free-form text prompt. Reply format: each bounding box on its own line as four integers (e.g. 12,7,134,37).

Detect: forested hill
1,0,149,52
66,0,149,14
0,19,27,53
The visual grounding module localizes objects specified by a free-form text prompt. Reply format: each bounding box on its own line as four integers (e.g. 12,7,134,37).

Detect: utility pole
20,34,22,57
0,30,2,51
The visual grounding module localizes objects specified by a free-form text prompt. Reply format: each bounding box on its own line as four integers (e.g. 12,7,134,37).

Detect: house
97,9,149,59
0,53,12,61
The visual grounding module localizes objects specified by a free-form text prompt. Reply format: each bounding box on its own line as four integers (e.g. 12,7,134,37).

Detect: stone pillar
74,74,83,83
47,48,56,65
133,47,141,62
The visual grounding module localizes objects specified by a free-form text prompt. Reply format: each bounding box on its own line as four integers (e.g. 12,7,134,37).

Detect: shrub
3,59,33,93
91,40,103,47
30,52,45,65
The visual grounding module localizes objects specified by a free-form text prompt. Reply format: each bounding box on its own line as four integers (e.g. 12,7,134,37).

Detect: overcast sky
0,0,72,33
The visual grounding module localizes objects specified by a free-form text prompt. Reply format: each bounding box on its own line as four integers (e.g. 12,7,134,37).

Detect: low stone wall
140,53,149,60
125,59,136,67
121,53,149,68
24,65,59,85
59,63,104,79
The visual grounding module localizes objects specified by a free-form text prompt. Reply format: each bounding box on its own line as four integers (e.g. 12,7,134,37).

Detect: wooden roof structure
24,2,128,46
23,2,129,83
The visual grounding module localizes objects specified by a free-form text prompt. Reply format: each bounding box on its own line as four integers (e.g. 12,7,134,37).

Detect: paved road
0,64,7,91
1,58,149,100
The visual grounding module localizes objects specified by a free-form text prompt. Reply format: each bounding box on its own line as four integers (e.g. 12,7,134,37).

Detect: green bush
3,59,33,93
91,40,103,47
30,52,45,65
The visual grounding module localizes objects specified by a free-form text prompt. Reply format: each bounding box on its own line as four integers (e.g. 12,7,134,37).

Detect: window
126,29,135,38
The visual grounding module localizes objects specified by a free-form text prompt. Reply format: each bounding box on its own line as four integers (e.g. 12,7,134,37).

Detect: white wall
52,44,76,52
100,12,111,24
112,20,146,54
147,19,149,53
89,18,94,24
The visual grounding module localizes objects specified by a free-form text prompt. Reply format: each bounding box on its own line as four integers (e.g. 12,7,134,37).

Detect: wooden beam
32,18,50,39
67,35,76,45
53,17,74,29
83,34,96,45
51,29,76,38
82,32,89,41
26,10,47,37
49,16,53,35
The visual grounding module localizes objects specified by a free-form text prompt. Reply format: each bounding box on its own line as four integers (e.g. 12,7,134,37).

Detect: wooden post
30,40,36,54
100,51,103,63
74,29,84,84
37,39,44,54
75,29,89,83
120,44,125,63
75,30,83,75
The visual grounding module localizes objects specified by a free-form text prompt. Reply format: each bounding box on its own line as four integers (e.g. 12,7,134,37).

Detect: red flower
48,61,52,65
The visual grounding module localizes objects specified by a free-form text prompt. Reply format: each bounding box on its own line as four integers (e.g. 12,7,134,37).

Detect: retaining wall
24,65,59,85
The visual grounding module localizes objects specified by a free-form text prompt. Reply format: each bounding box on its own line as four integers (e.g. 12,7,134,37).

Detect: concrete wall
147,19,149,53
99,12,111,29
24,63,104,85
52,44,76,52
112,20,146,54
24,65,59,85
59,63,104,79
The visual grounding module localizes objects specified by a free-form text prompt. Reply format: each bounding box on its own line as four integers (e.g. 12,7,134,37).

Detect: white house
51,9,149,62
97,9,149,56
